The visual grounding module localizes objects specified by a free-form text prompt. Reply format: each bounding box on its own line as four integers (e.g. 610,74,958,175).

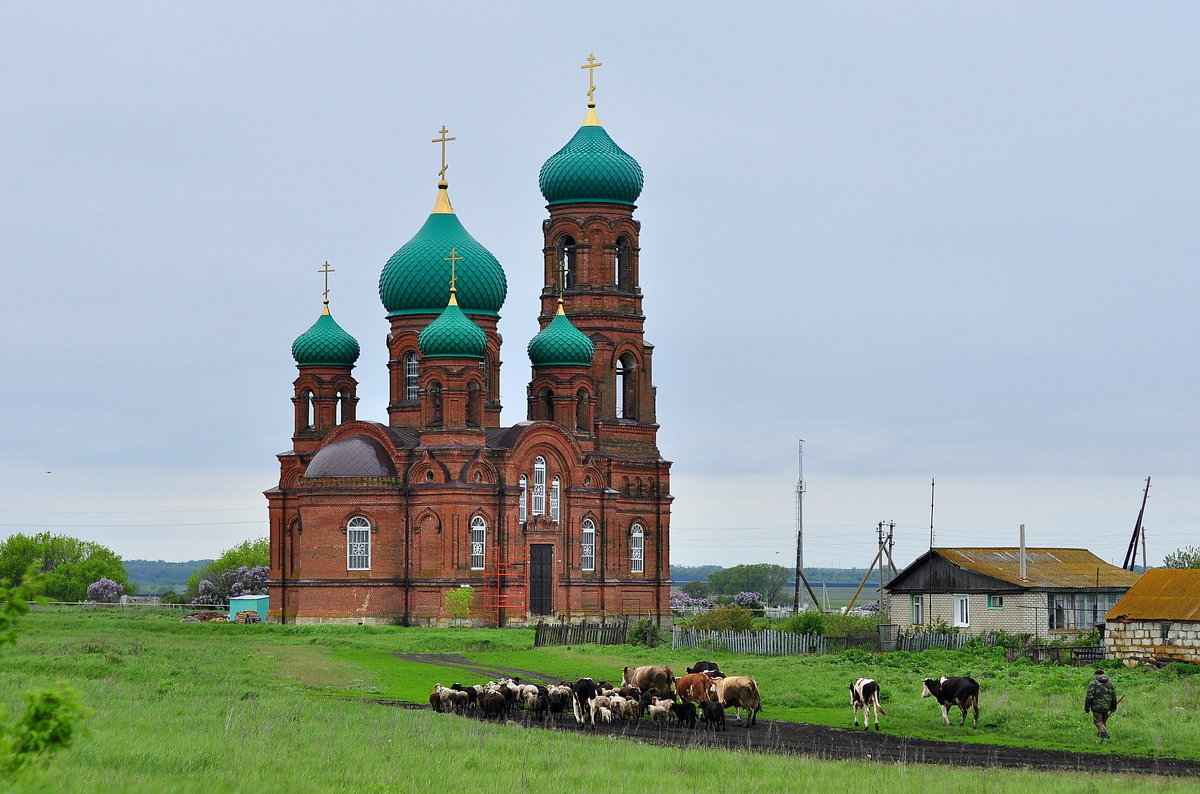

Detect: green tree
0,533,128,603
1163,546,1200,569
186,538,269,598
707,563,792,604
443,586,474,626
680,580,712,598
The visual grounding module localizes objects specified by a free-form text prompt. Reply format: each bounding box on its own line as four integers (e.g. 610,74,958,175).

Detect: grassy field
2,609,1198,792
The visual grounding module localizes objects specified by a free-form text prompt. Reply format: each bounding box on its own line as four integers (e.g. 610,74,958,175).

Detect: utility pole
877,521,885,606
1123,476,1151,571
793,440,818,611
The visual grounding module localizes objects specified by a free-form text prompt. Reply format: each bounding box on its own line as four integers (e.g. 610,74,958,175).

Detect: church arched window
558,235,577,290
615,354,637,420
519,475,528,524
538,388,553,421
405,352,420,401
467,382,481,428
336,389,354,425
532,457,547,516
470,516,487,570
347,516,371,571
581,518,596,572
576,388,590,432
429,381,443,425
615,235,632,288
300,389,314,430
630,523,644,574
550,476,561,523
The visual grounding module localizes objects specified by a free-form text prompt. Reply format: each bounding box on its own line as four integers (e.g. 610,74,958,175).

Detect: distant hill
671,565,876,586
124,559,212,594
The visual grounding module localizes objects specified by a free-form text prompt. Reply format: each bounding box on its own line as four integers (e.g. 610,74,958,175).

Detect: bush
627,618,664,647
732,591,763,610
670,591,714,612
825,613,884,638
780,609,826,636
682,606,753,632
85,578,122,603
1161,661,1200,677
3,685,89,771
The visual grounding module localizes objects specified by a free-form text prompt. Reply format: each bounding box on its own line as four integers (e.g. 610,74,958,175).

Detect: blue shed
229,594,269,624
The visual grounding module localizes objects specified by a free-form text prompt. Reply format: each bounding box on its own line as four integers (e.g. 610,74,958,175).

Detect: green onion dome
379,185,507,316
539,107,643,206
418,291,487,359
527,300,595,366
291,304,360,366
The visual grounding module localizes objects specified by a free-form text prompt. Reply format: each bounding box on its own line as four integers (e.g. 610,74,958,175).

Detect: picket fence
533,622,630,647
672,628,829,656
895,632,974,652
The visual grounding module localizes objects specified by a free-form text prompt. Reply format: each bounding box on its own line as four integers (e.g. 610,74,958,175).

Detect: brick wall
1105,620,1200,665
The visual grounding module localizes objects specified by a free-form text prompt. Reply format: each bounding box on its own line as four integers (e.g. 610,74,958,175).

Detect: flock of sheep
428,660,761,732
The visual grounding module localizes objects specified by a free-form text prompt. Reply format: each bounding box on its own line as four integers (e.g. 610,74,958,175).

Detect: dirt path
388,654,1200,777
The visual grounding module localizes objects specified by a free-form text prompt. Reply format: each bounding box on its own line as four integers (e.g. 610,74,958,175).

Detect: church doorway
529,544,553,616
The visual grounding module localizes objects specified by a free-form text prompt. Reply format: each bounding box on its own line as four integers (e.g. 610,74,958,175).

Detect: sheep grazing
547,684,572,719
647,698,673,724
479,691,508,720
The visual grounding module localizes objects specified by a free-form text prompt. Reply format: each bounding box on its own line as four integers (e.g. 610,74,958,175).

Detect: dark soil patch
386,654,1200,777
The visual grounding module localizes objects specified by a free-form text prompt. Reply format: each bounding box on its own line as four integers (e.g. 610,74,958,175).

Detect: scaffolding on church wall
483,561,527,627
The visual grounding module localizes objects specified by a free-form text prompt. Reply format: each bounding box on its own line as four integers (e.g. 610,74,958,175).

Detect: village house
885,547,1140,640
1104,568,1200,666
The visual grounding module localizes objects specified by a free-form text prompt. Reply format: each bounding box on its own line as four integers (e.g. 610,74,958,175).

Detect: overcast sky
2,3,1198,570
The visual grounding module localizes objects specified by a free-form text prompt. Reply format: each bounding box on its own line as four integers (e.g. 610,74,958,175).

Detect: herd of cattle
429,660,982,733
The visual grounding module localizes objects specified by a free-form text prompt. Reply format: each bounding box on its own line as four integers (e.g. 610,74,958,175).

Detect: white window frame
532,456,546,516
470,516,486,570
347,516,371,571
954,594,970,628
581,518,596,572
911,594,924,625
518,475,528,524
550,477,561,523
405,352,420,401
630,524,644,573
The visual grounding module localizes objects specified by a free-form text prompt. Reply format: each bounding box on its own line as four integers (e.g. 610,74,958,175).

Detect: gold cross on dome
318,260,335,302
432,125,455,182
445,248,463,292
580,53,603,104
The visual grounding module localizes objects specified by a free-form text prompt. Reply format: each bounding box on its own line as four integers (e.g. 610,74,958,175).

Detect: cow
699,701,726,732
622,665,674,693
570,678,600,727
850,678,885,731
713,676,761,726
921,676,980,727
685,660,725,678
674,673,719,704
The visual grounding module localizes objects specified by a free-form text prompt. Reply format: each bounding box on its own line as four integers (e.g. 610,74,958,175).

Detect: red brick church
266,65,672,626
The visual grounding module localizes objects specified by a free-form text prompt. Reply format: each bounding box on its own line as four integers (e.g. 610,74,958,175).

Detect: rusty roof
937,548,1141,589
1104,568,1200,621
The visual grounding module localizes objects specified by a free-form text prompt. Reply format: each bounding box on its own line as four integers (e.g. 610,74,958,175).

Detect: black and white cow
850,677,885,731
921,676,980,727
570,678,600,727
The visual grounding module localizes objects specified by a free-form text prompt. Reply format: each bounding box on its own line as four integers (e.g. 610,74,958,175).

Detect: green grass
2,609,1199,792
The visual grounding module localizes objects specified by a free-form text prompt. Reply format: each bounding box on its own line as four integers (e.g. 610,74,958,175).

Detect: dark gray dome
306,435,396,478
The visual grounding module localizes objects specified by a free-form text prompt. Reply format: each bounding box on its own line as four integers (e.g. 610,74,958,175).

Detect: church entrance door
529,544,553,615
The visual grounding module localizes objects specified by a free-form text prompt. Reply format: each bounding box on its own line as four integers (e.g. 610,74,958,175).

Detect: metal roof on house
1104,568,1200,622
936,548,1141,589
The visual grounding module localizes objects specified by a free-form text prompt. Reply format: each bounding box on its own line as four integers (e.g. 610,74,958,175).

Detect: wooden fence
534,622,630,647
672,628,830,655
896,632,975,652
1005,645,1104,666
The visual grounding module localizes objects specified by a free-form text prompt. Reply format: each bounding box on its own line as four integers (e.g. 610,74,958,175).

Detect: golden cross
318,260,335,302
432,125,455,181
580,53,602,104
445,248,463,291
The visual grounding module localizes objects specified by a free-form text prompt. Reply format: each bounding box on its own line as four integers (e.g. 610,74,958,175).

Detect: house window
1048,592,1123,630
987,594,1004,609
581,518,596,572
1161,622,1172,641
405,352,419,400
954,594,970,628
911,595,924,625
630,524,644,573
347,516,371,570
470,516,486,570
518,475,528,524
532,457,546,515
550,477,561,522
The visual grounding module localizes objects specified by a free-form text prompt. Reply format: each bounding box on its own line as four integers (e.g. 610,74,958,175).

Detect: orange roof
1104,568,1200,621
937,547,1141,589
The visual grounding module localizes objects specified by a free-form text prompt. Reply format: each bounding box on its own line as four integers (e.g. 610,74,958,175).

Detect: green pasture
1,609,1199,792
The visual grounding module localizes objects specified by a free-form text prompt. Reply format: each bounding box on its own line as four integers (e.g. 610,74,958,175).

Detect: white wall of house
1105,620,1200,665
888,591,1056,638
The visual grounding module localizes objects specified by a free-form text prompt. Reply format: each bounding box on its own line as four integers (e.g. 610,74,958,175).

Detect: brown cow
713,676,761,726
674,673,718,704
621,665,674,693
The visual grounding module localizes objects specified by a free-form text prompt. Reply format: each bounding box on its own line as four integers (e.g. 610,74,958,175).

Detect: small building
1104,568,1200,666
885,548,1140,640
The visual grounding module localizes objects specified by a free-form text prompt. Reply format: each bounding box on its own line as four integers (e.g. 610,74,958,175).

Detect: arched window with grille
581,518,596,572
347,516,371,570
550,477,561,522
470,516,486,570
630,523,644,574
519,475,528,524
532,457,546,515
405,352,420,401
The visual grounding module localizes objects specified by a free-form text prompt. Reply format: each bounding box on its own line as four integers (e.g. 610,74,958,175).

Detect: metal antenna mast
793,440,819,612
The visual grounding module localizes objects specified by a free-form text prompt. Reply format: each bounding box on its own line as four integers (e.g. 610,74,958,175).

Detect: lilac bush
193,565,269,605
85,578,121,603
670,591,715,612
732,591,763,609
